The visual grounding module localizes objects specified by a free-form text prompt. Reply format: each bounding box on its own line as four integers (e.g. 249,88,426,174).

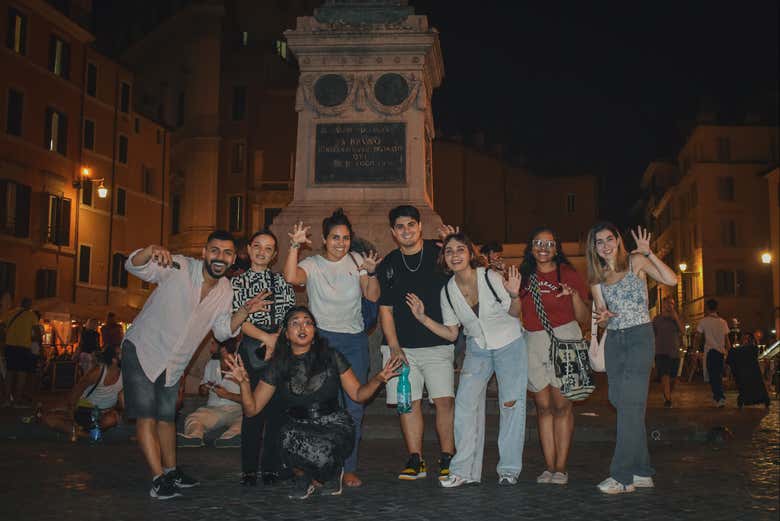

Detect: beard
205,259,229,279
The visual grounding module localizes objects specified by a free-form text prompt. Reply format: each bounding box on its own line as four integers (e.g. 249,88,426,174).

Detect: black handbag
528,273,594,401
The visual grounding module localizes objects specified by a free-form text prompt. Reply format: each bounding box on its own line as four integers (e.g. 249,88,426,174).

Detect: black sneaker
149,474,181,499
288,476,316,499
438,452,453,480
319,467,344,496
262,472,280,485
240,472,258,486
167,467,200,488
398,453,427,480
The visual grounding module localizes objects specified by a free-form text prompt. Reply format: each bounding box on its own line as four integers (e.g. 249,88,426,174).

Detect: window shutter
57,112,68,155
44,108,53,149
35,269,46,299
14,183,30,237
57,198,71,245
61,42,70,79
48,36,56,72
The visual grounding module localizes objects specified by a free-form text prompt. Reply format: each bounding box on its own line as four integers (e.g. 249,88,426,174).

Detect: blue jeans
450,336,528,481
318,329,368,473
706,350,725,401
605,323,655,485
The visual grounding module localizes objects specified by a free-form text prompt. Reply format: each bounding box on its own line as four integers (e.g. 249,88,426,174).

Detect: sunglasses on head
532,239,556,249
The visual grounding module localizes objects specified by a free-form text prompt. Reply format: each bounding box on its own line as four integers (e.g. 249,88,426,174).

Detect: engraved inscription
315,123,405,183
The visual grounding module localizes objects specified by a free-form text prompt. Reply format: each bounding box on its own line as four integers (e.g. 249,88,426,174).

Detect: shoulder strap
4,309,27,330
483,269,502,303
444,281,455,313
84,365,106,399
529,273,554,338
348,252,361,270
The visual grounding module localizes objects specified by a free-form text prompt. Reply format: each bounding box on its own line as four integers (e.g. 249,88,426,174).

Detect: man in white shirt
123,230,270,500
178,340,243,448
694,299,731,407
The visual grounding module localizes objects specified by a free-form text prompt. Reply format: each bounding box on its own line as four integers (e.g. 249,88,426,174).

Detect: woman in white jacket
406,232,528,488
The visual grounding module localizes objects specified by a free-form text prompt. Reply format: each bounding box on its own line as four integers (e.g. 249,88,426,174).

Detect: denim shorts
122,340,179,422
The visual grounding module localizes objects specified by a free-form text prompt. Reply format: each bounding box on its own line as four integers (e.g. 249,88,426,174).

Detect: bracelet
290,242,300,249
643,251,651,257
367,271,377,277
508,293,519,299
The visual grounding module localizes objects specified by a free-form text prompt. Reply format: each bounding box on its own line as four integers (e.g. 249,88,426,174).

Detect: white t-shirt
696,314,730,356
201,359,241,408
441,268,524,349
298,253,366,334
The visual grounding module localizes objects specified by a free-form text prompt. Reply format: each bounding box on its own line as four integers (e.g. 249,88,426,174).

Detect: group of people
117,203,679,500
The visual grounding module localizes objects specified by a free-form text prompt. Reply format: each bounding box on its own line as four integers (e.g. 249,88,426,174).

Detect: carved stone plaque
315,122,405,183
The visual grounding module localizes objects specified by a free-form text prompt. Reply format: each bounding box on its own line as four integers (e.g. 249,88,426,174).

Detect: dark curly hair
519,226,572,287
271,306,332,379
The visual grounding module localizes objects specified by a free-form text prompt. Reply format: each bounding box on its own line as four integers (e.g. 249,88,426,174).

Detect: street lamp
96,180,108,199
760,251,772,264
679,262,688,272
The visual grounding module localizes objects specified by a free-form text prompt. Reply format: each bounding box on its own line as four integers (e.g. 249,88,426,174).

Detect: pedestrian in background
588,223,677,494
653,296,683,407
0,297,39,408
694,299,731,407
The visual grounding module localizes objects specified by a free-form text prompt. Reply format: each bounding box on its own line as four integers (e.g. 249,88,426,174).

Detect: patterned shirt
231,268,296,333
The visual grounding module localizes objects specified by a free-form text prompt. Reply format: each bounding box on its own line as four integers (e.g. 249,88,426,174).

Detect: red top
520,263,588,332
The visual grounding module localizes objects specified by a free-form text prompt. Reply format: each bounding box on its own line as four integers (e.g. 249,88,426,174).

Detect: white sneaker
440,474,478,488
597,477,636,494
633,475,654,488
498,474,517,486
536,470,554,483
551,472,568,485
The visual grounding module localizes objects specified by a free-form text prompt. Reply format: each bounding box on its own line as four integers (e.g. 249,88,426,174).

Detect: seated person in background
40,344,124,436
177,340,243,448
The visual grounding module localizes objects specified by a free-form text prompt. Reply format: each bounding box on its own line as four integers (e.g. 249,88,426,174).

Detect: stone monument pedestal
271,1,445,255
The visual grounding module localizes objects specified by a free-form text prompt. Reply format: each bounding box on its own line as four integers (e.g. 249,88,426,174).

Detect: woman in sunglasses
519,227,589,486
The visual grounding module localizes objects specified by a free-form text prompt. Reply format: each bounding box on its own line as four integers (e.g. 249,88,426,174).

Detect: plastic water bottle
397,363,412,414
89,407,102,443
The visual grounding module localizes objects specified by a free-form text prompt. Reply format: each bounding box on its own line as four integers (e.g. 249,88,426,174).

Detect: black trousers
239,339,284,474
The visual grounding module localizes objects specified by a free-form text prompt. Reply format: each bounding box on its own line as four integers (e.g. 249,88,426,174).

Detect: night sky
94,1,778,227
412,0,779,224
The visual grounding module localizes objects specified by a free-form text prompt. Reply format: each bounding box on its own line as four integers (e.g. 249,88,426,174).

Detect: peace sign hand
630,226,652,256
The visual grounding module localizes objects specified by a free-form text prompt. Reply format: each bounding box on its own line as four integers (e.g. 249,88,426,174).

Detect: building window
274,39,287,60
715,270,746,297
35,269,57,298
45,108,68,155
86,63,97,97
241,31,249,47
7,7,27,55
231,142,245,173
120,82,131,113
171,195,181,234
81,179,93,206
78,244,91,283
566,193,575,214
229,195,243,232
116,187,126,216
142,167,154,195
45,194,71,245
0,261,15,298
134,117,140,133
111,253,128,288
118,135,128,163
716,137,731,162
720,219,737,247
717,176,735,201
232,86,246,121
0,179,31,237
264,207,282,228
48,35,70,79
83,119,95,150
6,89,23,136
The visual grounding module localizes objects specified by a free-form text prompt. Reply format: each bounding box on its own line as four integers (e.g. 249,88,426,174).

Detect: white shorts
381,344,455,404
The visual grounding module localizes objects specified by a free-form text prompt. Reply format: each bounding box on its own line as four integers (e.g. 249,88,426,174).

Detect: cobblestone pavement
0,409,776,521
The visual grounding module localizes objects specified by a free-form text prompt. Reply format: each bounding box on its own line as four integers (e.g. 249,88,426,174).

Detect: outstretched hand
376,357,403,384
405,292,426,322
360,250,382,274
222,354,249,385
289,221,312,247
503,265,521,297
593,306,618,327
630,226,652,256
436,224,459,243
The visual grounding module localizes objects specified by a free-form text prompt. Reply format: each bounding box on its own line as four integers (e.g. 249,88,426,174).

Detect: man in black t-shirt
377,205,455,481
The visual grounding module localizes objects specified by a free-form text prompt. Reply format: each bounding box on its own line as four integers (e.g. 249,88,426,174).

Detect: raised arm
282,221,310,285
222,355,276,417
501,265,522,318
358,251,381,302
405,293,459,342
630,227,677,286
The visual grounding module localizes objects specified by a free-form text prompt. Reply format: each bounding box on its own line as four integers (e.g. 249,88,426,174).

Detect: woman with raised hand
519,227,589,486
224,306,400,499
586,223,676,494
282,208,380,488
406,232,528,488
